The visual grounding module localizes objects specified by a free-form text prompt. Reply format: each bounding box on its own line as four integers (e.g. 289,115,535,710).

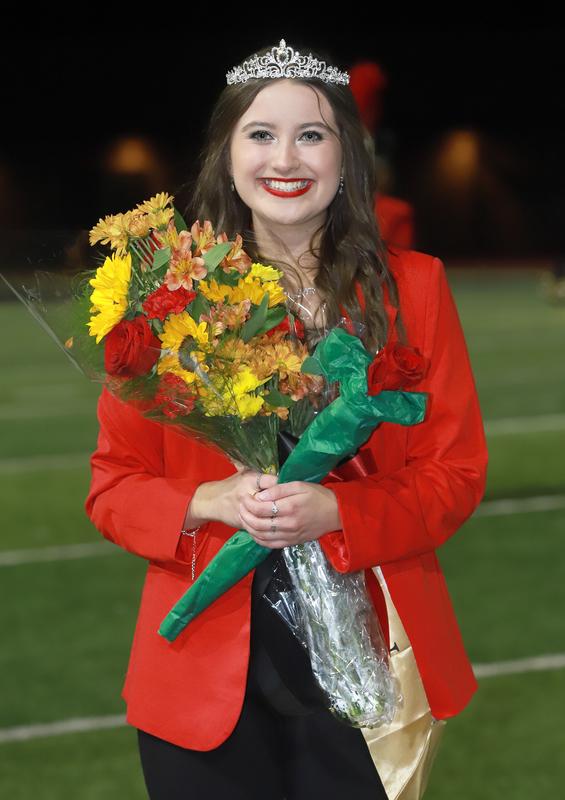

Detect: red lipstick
260,178,313,198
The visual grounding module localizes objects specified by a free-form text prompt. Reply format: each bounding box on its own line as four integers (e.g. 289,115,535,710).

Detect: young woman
86,41,487,800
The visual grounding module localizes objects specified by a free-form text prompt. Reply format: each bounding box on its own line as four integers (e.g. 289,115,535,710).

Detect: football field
1,268,564,798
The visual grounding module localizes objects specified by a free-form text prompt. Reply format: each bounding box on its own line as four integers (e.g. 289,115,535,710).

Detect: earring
230,176,235,192
339,175,344,195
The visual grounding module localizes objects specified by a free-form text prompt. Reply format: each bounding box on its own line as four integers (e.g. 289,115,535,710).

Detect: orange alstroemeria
165,251,207,291
217,233,252,275
279,371,324,402
205,299,251,333
191,221,217,257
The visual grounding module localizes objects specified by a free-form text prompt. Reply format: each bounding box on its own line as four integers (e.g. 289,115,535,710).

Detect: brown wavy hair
186,45,403,352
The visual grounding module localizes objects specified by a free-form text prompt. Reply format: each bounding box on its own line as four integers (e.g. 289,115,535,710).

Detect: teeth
264,179,310,191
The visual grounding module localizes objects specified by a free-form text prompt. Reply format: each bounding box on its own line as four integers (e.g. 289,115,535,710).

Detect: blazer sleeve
85,389,211,564
320,255,488,571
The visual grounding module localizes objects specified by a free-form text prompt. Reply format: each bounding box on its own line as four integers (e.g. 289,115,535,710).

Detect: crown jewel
226,39,350,86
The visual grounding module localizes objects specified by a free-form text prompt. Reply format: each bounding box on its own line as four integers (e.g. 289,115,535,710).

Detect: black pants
138,555,387,799
138,678,387,800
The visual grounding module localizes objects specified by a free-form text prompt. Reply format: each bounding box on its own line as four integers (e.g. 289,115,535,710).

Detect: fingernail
257,490,270,500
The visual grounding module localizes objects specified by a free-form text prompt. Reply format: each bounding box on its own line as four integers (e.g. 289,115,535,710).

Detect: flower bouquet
2,192,429,729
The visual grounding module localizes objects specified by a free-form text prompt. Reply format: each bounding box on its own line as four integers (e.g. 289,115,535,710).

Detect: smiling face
229,80,342,242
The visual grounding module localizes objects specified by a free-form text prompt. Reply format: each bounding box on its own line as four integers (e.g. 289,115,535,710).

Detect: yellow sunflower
87,252,131,343
249,263,284,282
157,353,199,386
159,312,210,353
228,275,287,308
199,278,231,304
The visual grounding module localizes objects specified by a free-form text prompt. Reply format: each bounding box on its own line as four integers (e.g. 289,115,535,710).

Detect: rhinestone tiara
226,39,350,86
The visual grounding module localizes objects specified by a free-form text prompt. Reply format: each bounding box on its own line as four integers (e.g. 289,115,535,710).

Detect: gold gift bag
362,568,446,800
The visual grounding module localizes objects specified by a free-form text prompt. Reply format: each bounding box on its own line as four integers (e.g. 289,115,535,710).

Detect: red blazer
86,249,487,751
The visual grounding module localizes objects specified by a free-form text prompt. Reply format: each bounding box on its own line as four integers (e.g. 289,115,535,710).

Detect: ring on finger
271,502,278,516
271,518,276,533
256,474,262,490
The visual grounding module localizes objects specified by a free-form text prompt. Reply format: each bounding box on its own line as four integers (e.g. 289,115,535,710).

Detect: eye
249,130,274,142
299,130,324,142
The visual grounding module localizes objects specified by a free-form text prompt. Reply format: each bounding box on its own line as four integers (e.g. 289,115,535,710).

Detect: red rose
104,316,161,377
142,285,196,321
155,373,196,418
367,342,427,396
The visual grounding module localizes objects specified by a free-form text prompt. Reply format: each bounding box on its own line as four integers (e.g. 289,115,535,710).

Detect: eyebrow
240,120,334,133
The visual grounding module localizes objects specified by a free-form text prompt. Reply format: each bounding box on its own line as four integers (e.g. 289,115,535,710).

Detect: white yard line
2,652,565,743
1,494,564,567
473,495,565,517
0,714,127,744
0,452,92,474
0,413,563,477
472,653,565,678
0,541,121,567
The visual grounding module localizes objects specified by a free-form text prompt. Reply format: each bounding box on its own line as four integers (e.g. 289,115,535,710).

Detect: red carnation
266,316,291,337
142,284,196,321
367,342,427,396
293,318,305,339
104,317,161,377
155,373,196,419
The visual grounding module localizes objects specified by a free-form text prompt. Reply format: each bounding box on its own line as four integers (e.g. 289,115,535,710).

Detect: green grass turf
439,509,565,663
450,271,565,420
1,270,564,797
0,554,146,728
0,727,147,800
0,468,98,550
427,669,565,799
480,431,565,500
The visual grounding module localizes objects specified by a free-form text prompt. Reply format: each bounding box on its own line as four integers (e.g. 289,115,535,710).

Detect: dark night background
0,25,563,261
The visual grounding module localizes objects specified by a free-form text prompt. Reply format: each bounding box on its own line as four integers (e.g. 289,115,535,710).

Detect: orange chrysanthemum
137,192,173,214
255,340,307,381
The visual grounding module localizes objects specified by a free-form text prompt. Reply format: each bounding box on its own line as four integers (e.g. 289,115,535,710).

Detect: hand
239,482,342,549
186,470,278,531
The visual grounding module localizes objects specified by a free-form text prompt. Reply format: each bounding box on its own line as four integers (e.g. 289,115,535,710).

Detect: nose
269,137,300,175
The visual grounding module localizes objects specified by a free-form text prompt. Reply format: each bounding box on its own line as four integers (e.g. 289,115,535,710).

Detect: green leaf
174,207,188,233
253,307,288,337
241,293,269,343
262,389,294,407
218,269,243,288
151,247,171,278
190,293,210,322
202,242,232,274
301,356,325,376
